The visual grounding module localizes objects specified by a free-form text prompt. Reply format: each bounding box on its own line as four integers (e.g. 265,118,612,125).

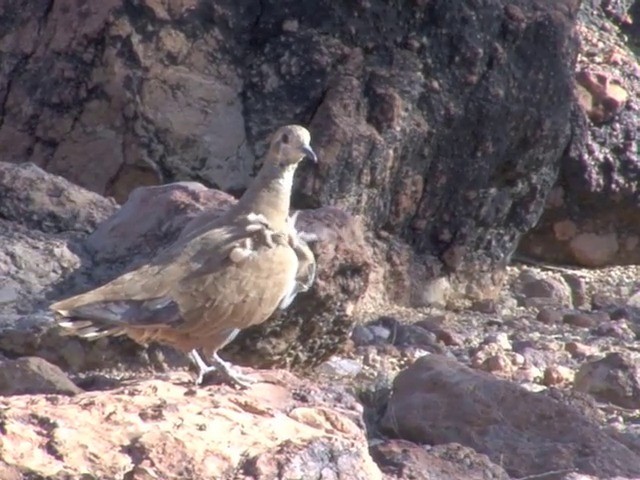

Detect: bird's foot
188,350,255,389
209,354,256,389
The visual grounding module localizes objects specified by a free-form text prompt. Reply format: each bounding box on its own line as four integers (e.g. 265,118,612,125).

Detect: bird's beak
301,145,318,163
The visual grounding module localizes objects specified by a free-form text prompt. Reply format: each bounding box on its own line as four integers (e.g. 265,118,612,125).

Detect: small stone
0,357,83,396
542,365,574,386
483,332,512,350
482,353,514,375
536,308,563,324
317,356,363,378
470,299,497,313
565,341,597,358
351,325,374,346
369,325,391,342
513,366,543,383
0,277,19,304
563,312,598,328
434,328,463,347
594,320,636,341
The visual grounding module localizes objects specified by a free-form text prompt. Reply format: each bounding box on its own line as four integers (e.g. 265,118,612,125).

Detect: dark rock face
519,0,640,266
0,0,581,294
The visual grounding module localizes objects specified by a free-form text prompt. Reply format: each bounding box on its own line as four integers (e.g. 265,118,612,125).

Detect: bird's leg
188,349,254,388
188,349,217,385
208,353,256,389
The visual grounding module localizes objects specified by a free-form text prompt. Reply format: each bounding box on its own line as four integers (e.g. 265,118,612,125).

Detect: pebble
483,332,512,350
542,365,574,386
565,341,597,358
536,308,563,324
594,320,636,341
563,312,598,328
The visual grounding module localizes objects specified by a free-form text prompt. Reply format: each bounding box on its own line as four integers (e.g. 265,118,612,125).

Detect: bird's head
269,124,317,166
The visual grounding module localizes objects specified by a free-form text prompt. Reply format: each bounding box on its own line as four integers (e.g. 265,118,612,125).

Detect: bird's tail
51,296,181,340
53,303,134,340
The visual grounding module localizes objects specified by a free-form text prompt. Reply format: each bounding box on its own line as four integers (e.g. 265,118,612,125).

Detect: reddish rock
565,341,598,359
575,70,629,124
537,308,564,324
0,371,380,479
380,355,640,478
542,365,574,387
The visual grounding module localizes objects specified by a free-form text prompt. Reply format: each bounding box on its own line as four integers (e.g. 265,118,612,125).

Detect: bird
51,125,318,387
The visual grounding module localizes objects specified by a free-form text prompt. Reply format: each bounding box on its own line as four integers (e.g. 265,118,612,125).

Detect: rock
369,325,393,343
519,1,640,267
0,221,85,315
594,320,636,340
0,356,82,396
370,440,509,480
0,0,581,293
0,162,118,234
381,355,640,479
482,332,512,351
575,70,629,124
574,352,640,409
565,341,598,359
536,308,564,324
570,232,620,267
85,182,236,265
0,371,381,479
563,312,600,328
543,365,575,387
515,270,573,308
351,325,375,346
316,356,363,378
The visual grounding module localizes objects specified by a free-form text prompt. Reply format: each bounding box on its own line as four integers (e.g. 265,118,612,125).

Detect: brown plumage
51,125,317,387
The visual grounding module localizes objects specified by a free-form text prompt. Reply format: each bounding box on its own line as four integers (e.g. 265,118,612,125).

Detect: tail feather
51,296,183,340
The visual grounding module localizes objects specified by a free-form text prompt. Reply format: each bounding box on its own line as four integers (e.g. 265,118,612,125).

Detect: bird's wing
278,233,316,310
51,221,299,349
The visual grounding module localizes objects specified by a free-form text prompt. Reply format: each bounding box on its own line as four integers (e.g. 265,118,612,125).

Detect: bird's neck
233,161,297,231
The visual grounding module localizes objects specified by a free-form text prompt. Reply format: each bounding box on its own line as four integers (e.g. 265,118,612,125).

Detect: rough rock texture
380,355,640,479
0,356,82,396
519,0,640,266
0,0,581,296
0,162,118,234
370,440,509,480
0,371,382,479
574,351,640,409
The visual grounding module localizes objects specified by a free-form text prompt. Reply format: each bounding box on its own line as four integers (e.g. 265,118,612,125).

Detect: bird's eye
281,133,289,144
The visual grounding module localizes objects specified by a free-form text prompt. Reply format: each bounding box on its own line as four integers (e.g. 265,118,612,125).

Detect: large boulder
381,355,640,479
0,0,582,298
0,371,381,479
